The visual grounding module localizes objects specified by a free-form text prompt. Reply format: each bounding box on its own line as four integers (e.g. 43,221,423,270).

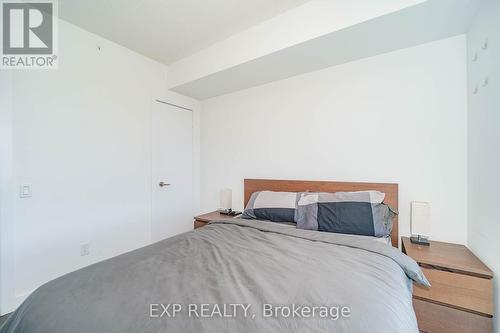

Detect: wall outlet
19,183,32,198
80,243,90,256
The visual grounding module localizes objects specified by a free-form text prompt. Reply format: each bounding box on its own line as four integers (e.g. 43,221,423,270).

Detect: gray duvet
1,219,429,333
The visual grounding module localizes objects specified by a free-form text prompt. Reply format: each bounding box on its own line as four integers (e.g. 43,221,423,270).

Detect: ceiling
57,0,310,65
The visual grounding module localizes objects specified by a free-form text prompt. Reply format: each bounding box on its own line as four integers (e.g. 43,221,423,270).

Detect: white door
151,101,193,242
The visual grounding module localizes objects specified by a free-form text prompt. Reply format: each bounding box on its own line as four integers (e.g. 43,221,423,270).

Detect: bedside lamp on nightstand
219,188,232,214
410,201,431,246
218,188,241,216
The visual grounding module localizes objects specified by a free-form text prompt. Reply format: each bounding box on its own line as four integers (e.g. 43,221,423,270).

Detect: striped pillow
241,191,300,222
296,191,396,237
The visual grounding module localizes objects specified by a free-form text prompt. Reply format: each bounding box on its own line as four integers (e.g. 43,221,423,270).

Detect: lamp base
410,235,430,246
220,210,241,217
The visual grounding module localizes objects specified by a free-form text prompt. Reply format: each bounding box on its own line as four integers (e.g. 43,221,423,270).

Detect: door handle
159,182,171,187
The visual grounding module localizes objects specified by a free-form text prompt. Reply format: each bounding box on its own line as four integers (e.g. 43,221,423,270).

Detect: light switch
20,183,32,198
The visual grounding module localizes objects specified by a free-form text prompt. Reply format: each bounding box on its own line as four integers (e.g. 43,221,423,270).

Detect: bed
0,179,429,333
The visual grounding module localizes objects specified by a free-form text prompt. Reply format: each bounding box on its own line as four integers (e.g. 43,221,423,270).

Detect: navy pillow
296,191,396,237
241,191,299,222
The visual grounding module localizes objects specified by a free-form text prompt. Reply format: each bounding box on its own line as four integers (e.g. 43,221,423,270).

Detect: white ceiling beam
167,0,425,91
168,0,480,100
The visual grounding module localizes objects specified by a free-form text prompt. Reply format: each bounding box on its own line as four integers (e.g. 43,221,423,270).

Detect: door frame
150,98,196,241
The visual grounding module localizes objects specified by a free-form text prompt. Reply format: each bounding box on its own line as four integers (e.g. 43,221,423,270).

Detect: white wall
467,0,500,331
0,71,15,315
200,35,468,245
0,19,200,314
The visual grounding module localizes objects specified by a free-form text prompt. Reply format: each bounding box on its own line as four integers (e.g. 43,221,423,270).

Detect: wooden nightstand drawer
413,298,492,333
402,237,494,333
194,211,236,229
414,267,493,316
194,220,208,229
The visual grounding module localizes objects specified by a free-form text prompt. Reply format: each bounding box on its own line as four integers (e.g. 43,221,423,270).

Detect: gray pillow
241,191,300,222
296,191,397,237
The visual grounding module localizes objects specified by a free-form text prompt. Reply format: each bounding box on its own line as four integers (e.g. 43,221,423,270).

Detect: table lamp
219,188,232,214
410,201,431,246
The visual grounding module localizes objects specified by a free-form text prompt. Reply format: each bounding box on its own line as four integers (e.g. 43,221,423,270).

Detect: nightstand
193,211,232,229
402,237,494,333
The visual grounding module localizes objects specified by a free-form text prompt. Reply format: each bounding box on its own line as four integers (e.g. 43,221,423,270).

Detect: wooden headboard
244,179,399,247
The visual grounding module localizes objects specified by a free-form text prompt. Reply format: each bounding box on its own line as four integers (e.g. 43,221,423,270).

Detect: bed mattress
0,218,428,333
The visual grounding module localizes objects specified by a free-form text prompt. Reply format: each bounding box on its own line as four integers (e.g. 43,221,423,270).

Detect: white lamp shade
220,188,232,211
411,201,431,237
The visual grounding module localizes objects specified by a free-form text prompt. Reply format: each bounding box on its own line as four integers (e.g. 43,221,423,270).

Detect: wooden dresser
402,237,494,333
